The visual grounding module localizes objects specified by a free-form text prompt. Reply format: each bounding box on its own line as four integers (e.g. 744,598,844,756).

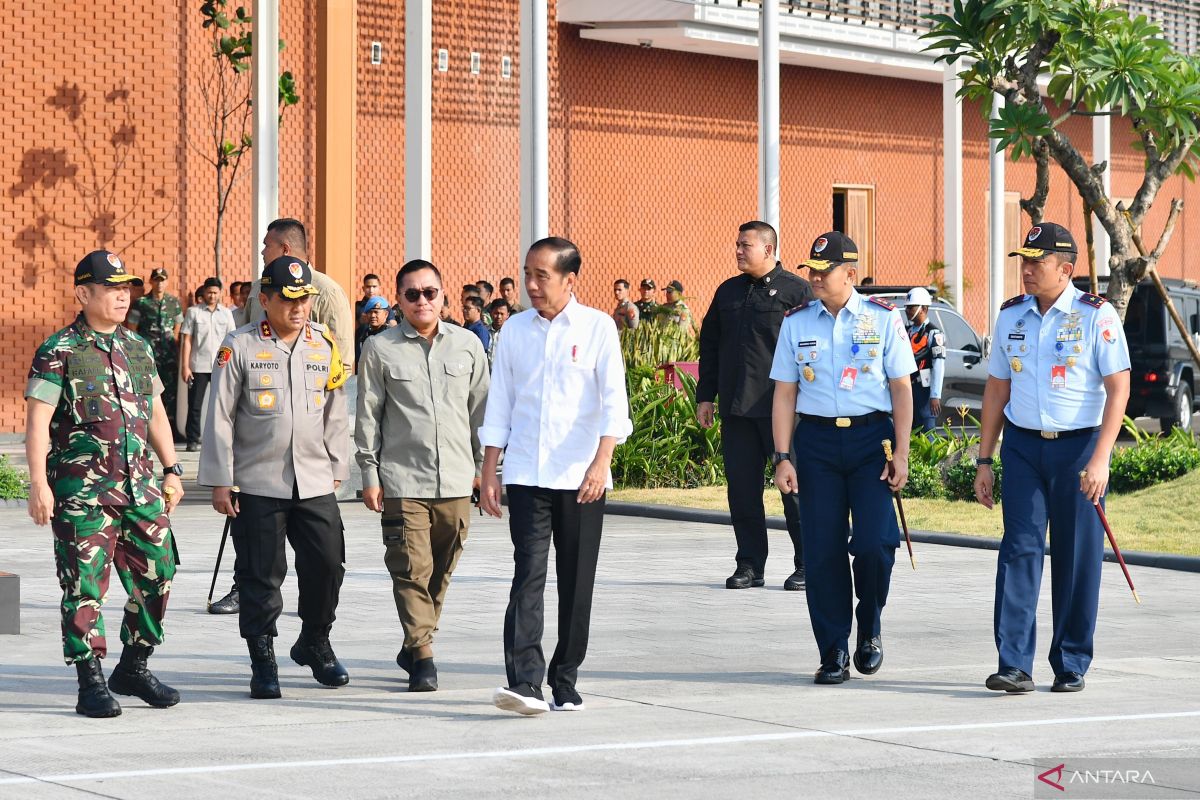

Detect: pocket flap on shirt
444,361,469,377
385,363,418,381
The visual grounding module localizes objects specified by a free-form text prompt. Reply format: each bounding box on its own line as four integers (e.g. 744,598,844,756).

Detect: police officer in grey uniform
199,256,351,699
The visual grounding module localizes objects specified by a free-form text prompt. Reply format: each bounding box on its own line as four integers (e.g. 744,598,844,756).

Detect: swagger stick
1094,498,1141,605
206,488,239,610
882,439,916,570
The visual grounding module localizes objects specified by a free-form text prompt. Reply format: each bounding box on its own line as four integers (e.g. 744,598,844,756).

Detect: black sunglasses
403,287,440,303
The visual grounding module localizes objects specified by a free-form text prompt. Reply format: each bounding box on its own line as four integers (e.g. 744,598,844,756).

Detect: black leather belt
1010,424,1100,440
797,411,891,429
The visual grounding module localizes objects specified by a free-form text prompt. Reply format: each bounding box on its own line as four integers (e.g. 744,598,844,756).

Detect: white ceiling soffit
559,0,944,83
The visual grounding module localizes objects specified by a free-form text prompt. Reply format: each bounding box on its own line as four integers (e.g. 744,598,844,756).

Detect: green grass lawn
611,469,1200,556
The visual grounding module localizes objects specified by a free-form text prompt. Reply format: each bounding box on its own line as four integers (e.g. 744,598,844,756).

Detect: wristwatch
772,452,791,468
975,457,994,467
162,464,184,477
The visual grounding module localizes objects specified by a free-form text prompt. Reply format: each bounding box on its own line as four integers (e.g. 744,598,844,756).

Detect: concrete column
519,0,549,261
316,0,357,292
405,0,432,263
942,59,964,312
251,0,280,274
1093,109,1112,277
988,93,1006,333
758,0,781,238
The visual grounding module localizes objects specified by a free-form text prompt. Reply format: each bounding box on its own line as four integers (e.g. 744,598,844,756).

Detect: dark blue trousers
911,384,936,433
996,426,1104,676
793,417,899,661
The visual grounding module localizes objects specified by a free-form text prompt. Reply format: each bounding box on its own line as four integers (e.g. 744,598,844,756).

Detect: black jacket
697,264,813,418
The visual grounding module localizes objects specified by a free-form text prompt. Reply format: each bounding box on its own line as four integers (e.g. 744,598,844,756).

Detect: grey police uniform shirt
355,319,490,499
198,318,350,499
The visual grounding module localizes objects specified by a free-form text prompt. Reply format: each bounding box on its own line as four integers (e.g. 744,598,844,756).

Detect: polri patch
216,346,233,367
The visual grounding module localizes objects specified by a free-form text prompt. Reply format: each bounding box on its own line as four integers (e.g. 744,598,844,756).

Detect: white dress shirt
480,296,633,490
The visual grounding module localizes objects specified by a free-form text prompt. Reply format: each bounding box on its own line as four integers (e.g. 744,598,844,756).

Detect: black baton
206,490,238,610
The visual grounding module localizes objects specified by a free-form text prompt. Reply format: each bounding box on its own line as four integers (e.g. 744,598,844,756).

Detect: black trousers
503,484,604,693
721,414,804,573
231,490,345,639
185,372,211,445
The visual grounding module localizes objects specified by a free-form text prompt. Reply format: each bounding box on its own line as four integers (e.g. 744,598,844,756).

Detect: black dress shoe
853,636,883,675
75,658,122,718
247,635,281,699
783,567,806,591
396,648,413,675
107,644,180,708
1051,672,1085,692
725,565,765,589
986,666,1035,693
814,649,850,685
290,628,350,687
409,658,438,692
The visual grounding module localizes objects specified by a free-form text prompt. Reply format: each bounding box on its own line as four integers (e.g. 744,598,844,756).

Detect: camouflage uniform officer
200,256,351,699
24,250,185,718
130,267,183,433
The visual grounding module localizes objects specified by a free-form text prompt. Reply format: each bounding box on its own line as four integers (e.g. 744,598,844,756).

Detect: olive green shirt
354,319,490,499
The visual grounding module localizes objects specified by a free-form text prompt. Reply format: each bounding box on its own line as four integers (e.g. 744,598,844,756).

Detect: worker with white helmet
904,287,945,432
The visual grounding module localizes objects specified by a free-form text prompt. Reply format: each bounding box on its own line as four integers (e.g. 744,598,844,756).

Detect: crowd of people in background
611,277,696,334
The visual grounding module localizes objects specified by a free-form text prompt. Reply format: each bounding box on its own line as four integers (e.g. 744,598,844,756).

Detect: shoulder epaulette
784,301,812,317
1000,294,1027,311
867,296,895,311
1079,292,1107,309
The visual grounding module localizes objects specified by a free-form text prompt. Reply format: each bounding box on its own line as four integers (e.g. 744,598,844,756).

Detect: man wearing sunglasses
355,260,490,692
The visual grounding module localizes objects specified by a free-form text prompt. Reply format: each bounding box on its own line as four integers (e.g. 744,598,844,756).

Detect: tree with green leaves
197,1,299,282
923,0,1200,325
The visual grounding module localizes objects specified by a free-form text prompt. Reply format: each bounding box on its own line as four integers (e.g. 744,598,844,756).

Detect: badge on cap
813,237,828,253
107,253,123,269
1027,226,1042,242
288,261,305,280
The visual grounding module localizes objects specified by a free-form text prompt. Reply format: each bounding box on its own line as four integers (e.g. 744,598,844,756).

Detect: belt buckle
836,417,851,428
1040,430,1058,440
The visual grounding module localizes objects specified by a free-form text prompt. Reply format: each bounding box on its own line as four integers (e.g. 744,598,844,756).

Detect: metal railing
708,0,1197,53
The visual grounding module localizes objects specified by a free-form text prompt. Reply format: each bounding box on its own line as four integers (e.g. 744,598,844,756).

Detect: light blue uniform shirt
987,284,1131,431
770,289,917,416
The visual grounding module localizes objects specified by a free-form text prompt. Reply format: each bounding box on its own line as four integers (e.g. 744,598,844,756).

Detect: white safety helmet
904,287,933,307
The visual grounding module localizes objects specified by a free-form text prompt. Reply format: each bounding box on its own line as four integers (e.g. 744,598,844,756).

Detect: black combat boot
247,635,282,699
108,644,181,707
75,658,122,718
290,626,350,687
208,584,239,614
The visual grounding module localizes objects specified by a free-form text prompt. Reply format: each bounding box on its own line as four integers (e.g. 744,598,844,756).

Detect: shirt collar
753,263,786,285
817,288,866,318
1050,283,1080,317
399,317,445,340
535,294,579,325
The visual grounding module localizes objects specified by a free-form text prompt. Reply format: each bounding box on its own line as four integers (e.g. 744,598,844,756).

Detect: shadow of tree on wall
10,82,176,287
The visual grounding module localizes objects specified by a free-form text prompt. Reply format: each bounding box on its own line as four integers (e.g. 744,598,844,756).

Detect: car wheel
1161,384,1193,432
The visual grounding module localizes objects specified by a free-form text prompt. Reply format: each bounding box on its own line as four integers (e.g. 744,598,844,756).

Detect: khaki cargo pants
381,497,471,650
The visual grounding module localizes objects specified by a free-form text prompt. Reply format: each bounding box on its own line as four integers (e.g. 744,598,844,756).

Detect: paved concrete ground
1,502,1199,799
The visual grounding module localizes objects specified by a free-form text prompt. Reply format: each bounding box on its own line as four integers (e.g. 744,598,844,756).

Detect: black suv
859,285,989,425
1078,277,1200,431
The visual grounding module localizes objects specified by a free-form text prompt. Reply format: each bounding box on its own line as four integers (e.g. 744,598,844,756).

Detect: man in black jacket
697,221,811,590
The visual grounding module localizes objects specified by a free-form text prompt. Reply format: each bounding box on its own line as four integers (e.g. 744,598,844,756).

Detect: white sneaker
550,688,585,711
492,684,549,715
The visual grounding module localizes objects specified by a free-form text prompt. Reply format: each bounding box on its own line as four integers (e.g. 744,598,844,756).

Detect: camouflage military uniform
131,292,183,428
25,314,177,664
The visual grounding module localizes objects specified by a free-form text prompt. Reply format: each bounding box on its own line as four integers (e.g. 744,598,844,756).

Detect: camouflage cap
74,251,140,286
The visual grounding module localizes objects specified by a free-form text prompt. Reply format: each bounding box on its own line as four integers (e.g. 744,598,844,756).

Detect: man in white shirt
480,237,632,715
180,276,236,451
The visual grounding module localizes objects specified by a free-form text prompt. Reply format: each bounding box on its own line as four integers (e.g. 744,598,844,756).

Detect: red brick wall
3,2,1197,432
